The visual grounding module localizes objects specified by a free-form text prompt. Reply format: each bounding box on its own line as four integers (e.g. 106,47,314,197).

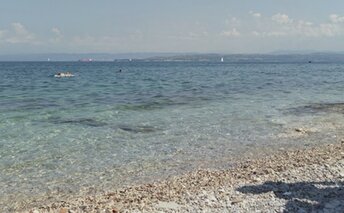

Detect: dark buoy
308,61,312,63
118,69,122,73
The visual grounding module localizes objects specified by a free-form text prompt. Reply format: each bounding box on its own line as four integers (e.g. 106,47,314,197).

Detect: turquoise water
1,61,344,210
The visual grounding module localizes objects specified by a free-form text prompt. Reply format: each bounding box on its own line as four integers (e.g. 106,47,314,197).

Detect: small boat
221,57,224,62
54,72,74,78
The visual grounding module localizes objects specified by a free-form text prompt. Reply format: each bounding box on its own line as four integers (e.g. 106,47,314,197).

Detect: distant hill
146,53,344,63
0,52,182,61
0,52,344,62
269,50,344,55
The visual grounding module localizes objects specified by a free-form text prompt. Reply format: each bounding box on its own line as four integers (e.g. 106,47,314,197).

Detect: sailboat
221,57,224,62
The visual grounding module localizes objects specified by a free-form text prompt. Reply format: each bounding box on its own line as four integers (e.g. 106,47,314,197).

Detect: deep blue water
1,61,344,210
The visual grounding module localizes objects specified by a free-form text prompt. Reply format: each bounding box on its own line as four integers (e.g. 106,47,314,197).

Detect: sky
1,0,344,54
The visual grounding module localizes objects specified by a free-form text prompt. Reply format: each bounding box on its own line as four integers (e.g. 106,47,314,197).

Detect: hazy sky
1,0,344,54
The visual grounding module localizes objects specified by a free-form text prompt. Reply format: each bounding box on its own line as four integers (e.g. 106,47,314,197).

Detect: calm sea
1,61,344,210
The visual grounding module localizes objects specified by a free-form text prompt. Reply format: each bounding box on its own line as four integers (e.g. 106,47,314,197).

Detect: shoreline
23,140,344,213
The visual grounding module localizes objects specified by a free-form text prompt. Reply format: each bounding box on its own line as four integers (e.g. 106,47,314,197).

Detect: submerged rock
48,117,108,127
294,127,311,134
118,125,159,133
287,103,344,115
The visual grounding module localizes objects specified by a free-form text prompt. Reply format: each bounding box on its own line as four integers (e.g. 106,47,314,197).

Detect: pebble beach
22,140,344,213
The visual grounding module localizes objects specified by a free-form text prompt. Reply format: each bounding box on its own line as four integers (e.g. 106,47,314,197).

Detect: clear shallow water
1,61,344,210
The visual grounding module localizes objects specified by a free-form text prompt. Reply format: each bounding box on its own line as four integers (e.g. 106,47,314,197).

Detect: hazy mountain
0,53,183,61
269,50,344,55
0,52,344,63
147,53,344,63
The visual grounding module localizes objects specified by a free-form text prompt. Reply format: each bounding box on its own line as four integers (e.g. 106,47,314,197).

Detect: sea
1,60,344,211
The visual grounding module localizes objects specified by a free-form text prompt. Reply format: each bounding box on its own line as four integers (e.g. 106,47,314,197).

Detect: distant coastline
1,52,344,62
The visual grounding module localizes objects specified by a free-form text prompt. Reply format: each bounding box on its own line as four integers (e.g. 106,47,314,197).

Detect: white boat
221,57,224,62
54,72,74,78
